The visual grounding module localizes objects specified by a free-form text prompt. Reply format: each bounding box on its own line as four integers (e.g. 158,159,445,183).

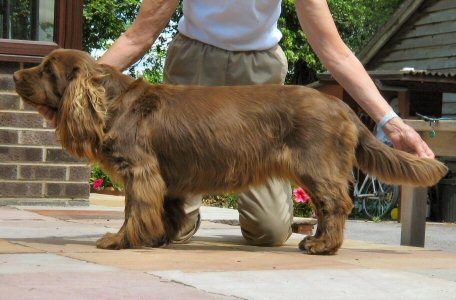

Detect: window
1,0,55,41
0,0,82,62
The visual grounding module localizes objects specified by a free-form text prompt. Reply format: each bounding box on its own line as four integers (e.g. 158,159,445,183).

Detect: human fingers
418,140,435,159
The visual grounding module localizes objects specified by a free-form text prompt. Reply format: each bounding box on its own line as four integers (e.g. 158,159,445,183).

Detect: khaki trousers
164,34,293,246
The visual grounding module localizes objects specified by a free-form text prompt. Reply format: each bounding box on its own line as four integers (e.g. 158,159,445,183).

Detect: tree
83,0,181,83
83,0,404,84
279,0,405,84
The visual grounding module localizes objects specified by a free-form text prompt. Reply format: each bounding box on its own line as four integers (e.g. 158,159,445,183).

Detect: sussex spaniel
14,49,447,255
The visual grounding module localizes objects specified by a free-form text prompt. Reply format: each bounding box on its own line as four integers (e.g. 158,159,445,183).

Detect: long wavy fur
57,68,107,161
15,49,448,255
353,114,448,186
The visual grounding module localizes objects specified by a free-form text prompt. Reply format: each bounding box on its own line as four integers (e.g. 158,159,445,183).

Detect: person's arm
37,0,179,124
295,0,434,158
98,0,179,70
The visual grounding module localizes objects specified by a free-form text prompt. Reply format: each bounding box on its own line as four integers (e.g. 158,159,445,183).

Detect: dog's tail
353,114,448,187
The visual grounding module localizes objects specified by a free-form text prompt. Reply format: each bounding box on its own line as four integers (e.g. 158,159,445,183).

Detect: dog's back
142,84,447,195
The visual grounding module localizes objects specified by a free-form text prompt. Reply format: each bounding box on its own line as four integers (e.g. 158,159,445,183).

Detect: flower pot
90,187,125,196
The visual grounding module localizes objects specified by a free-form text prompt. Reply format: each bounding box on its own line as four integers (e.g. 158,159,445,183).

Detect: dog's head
14,49,104,109
14,49,114,160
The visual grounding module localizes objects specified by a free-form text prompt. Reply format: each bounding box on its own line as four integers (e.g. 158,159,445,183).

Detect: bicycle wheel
362,178,399,220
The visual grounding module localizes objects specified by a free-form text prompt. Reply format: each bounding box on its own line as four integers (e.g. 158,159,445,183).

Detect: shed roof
319,70,456,92
357,0,456,75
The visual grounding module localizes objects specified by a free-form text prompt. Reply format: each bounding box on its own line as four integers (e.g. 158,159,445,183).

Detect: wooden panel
421,132,456,156
400,186,428,247
442,103,456,115
374,57,456,71
392,32,456,51
0,39,58,56
443,93,456,116
404,120,456,156
380,44,456,63
401,21,456,39
415,8,456,25
404,120,456,132
425,0,456,12
56,0,83,49
398,91,410,118
0,54,43,63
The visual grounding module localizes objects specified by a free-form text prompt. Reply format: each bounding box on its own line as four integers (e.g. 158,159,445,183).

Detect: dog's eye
43,63,56,78
43,64,51,74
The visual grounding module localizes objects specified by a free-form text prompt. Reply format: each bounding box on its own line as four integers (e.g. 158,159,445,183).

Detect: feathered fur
14,49,448,255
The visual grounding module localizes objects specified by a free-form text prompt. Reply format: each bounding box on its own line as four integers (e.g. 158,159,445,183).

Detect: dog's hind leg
296,178,354,255
96,156,167,249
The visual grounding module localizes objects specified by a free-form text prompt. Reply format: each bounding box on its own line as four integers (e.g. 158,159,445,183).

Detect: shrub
90,164,123,191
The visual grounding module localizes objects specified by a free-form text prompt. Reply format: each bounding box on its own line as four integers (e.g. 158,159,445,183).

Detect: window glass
1,0,55,41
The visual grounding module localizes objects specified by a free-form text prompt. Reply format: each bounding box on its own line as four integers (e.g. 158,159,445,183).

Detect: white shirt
178,0,283,51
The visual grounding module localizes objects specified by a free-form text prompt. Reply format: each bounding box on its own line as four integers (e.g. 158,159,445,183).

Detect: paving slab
150,269,456,300
1,203,456,300
0,240,42,254
0,269,232,300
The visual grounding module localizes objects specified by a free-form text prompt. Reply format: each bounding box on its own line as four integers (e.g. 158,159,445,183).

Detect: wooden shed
315,0,456,119
313,0,456,225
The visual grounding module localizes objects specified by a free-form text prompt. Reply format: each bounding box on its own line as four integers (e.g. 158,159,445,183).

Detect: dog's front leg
96,157,167,249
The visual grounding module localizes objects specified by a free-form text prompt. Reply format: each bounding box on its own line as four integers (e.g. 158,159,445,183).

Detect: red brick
0,146,42,162
0,93,20,110
21,99,38,111
1,182,42,197
0,75,15,91
19,165,67,181
45,182,90,198
68,166,91,181
0,112,44,128
19,130,58,146
0,165,18,179
0,129,18,144
46,148,81,163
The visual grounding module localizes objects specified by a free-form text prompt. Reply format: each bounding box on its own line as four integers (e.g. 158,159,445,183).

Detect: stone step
0,74,15,91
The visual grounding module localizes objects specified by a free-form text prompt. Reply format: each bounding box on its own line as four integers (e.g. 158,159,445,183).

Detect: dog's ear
66,65,80,81
56,65,106,161
92,64,133,101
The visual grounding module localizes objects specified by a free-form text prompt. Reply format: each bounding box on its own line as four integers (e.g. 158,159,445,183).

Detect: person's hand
383,117,435,158
36,105,59,128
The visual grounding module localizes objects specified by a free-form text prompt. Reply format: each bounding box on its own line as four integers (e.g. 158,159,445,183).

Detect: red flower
293,187,311,203
93,178,104,189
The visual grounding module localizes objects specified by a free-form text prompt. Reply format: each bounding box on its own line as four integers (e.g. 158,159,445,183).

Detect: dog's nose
13,71,20,82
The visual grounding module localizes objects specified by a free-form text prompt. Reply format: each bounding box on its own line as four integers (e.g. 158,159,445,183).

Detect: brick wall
0,62,90,206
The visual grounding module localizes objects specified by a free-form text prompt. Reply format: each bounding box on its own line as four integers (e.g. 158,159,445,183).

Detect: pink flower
293,187,310,203
93,179,104,189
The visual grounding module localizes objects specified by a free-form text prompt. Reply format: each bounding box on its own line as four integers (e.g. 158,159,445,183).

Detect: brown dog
14,49,448,255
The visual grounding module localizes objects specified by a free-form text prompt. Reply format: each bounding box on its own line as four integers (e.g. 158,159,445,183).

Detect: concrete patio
1,194,455,299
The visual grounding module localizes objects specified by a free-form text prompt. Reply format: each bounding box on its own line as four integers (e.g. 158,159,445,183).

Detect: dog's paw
145,236,168,248
298,236,338,255
96,232,128,250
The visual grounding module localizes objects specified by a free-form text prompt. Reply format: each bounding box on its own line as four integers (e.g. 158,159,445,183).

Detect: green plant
202,193,238,209
279,0,405,84
293,187,315,218
90,164,123,191
372,216,382,223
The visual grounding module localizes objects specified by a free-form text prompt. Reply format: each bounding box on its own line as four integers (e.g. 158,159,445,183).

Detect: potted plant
90,164,124,196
